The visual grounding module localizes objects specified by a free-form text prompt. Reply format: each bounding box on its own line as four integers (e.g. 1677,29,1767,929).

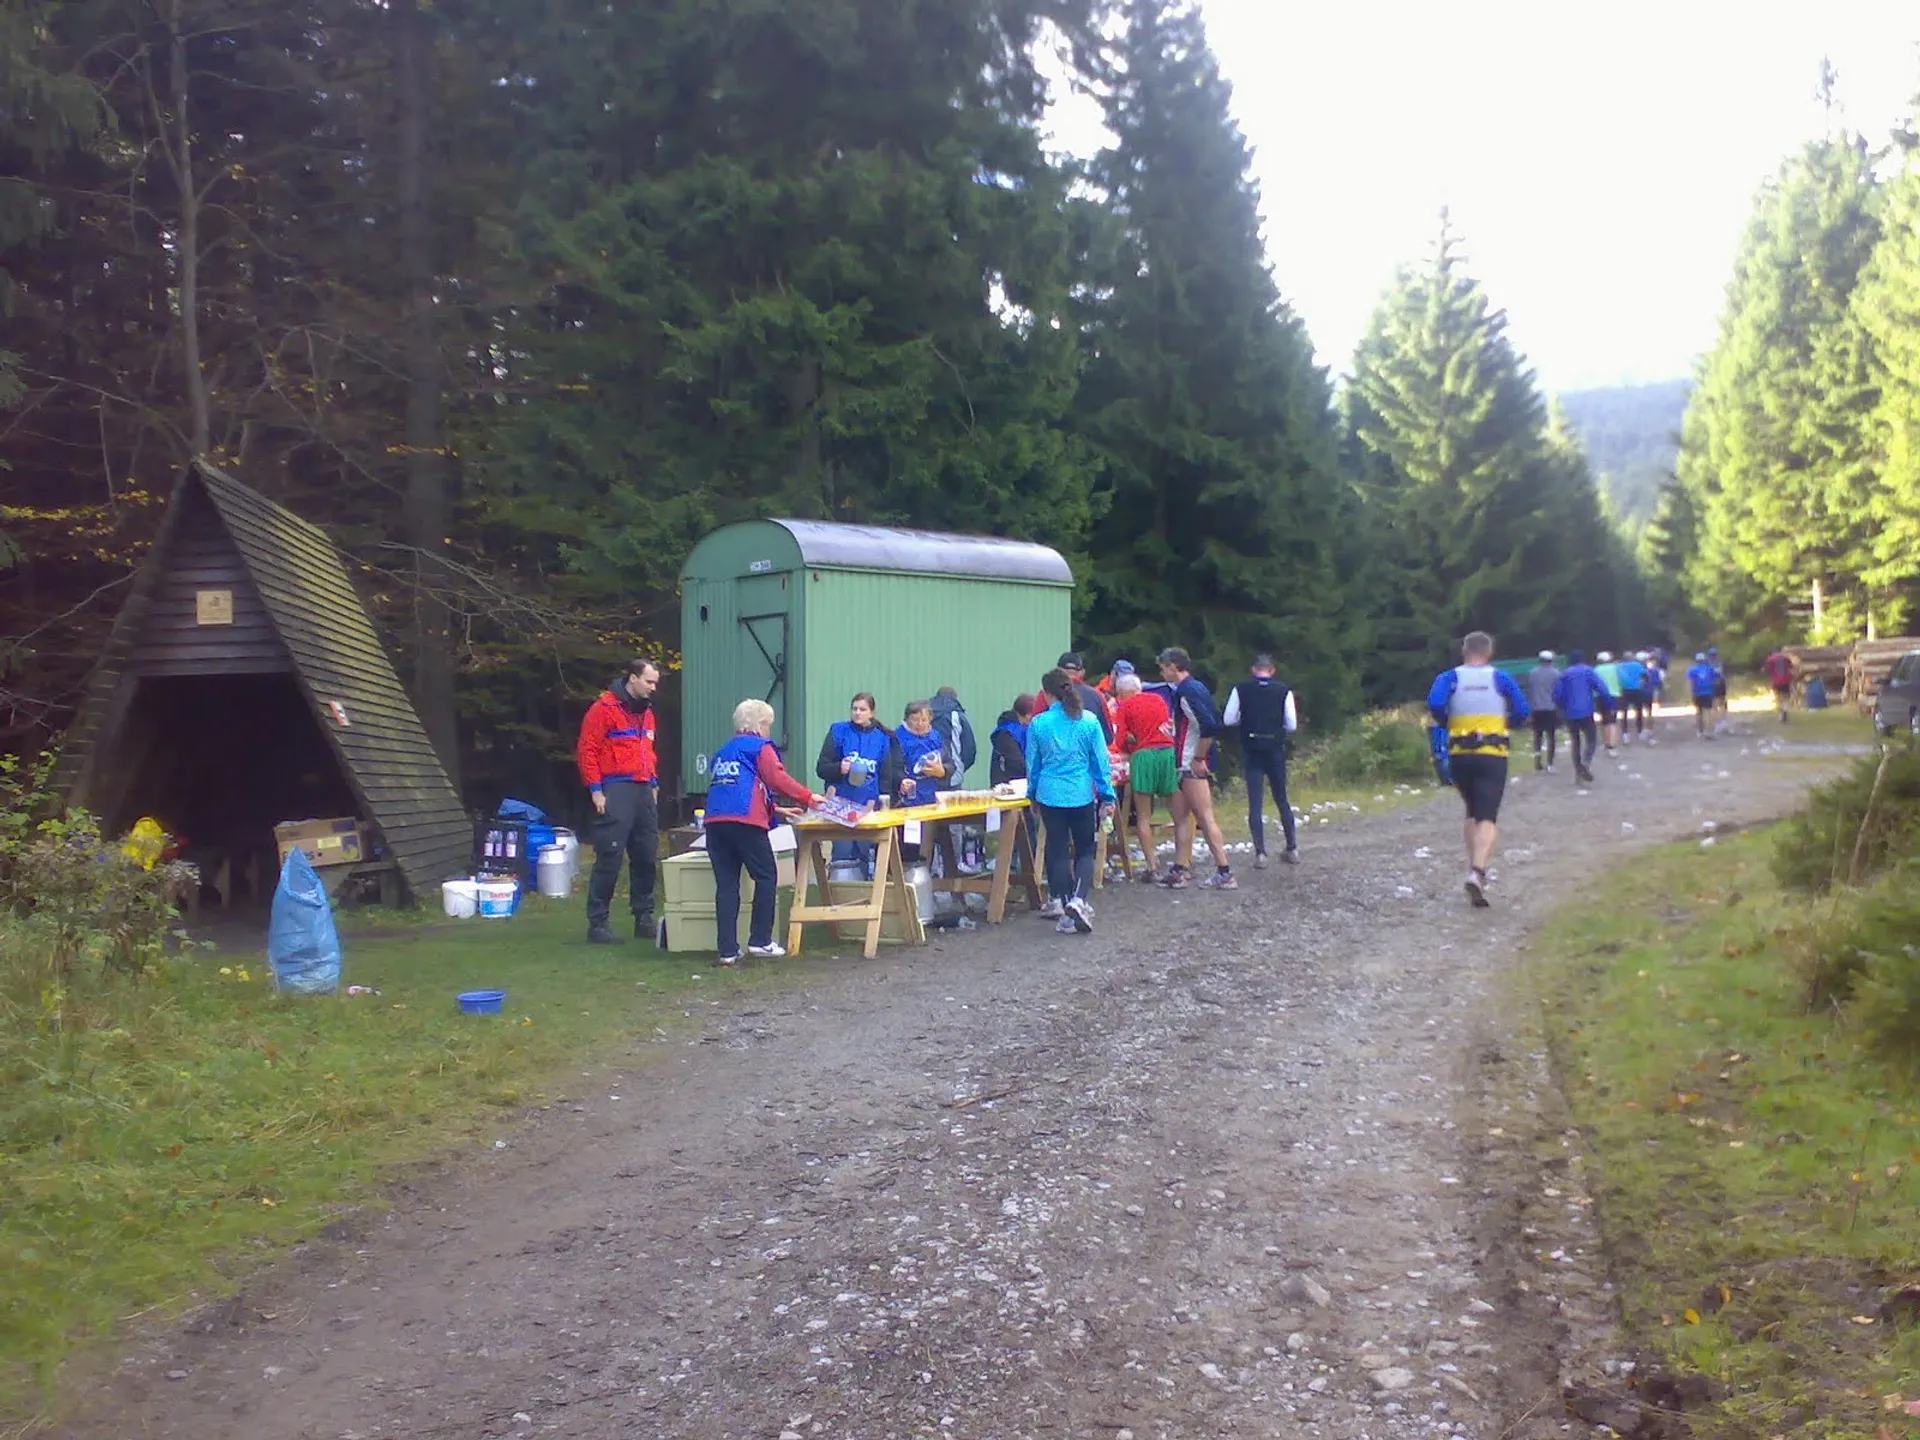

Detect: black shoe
587,925,625,945
634,912,655,942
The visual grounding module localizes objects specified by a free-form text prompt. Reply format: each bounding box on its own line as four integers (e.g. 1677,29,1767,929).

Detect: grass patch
0,894,789,1425
1529,832,1920,1437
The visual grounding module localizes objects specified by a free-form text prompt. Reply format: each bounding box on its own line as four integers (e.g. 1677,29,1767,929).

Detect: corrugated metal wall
800,570,1070,782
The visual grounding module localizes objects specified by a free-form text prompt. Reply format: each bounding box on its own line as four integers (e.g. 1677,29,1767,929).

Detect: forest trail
66,714,1843,1440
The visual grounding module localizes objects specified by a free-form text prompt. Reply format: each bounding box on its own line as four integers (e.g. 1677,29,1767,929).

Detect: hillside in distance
1557,378,1691,525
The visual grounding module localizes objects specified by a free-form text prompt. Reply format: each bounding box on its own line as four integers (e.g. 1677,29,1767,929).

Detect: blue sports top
1554,664,1611,721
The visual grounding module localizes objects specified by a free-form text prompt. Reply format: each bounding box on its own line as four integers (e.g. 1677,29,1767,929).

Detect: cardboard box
274,816,365,869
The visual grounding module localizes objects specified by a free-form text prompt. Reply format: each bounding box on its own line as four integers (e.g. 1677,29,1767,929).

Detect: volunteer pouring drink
704,699,825,967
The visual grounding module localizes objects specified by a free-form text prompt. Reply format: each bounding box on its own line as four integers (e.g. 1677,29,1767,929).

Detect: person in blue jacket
1616,650,1653,745
1686,652,1720,738
885,698,953,863
815,691,898,879
1026,668,1117,935
1553,650,1611,785
1427,631,1529,908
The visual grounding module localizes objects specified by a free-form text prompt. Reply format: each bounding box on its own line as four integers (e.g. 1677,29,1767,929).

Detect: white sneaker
1066,896,1094,934
1254,851,1270,870
716,952,740,967
1054,914,1078,935
1281,847,1301,864
747,941,786,958
1038,898,1065,919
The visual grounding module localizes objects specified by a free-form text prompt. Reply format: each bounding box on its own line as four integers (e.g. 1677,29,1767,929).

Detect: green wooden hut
678,520,1074,795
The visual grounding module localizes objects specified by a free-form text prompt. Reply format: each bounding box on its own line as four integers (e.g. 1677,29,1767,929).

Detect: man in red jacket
576,659,661,944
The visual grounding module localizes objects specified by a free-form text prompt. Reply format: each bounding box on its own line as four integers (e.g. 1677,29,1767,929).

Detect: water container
474,878,517,918
552,828,581,880
827,860,865,884
536,846,571,898
441,878,479,918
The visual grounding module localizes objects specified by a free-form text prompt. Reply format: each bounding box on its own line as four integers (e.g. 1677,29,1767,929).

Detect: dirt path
68,721,1841,1440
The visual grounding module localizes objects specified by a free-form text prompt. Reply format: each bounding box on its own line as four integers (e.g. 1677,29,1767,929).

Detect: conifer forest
3,1,1917,796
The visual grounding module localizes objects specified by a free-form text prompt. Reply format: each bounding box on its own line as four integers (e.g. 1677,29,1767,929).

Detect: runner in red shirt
1113,669,1177,882
1763,649,1795,725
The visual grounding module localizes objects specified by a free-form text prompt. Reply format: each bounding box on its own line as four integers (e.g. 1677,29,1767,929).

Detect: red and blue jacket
576,688,658,792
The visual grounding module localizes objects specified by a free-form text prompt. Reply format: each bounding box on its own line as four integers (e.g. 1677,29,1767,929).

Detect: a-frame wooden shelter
53,461,469,903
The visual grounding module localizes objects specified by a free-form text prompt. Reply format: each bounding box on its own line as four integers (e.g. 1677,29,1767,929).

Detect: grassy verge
1528,831,1920,1437
0,894,796,1426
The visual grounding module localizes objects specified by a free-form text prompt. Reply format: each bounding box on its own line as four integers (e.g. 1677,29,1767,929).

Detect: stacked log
1783,644,1851,691
1846,638,1920,709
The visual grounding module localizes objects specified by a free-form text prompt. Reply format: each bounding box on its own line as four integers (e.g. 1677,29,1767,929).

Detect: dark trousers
706,820,777,956
1567,717,1599,770
1531,710,1560,765
1242,746,1296,854
1036,801,1098,903
585,780,658,927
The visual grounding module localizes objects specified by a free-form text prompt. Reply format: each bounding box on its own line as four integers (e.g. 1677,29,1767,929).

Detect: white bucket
441,879,479,918
536,847,571,898
474,878,517,918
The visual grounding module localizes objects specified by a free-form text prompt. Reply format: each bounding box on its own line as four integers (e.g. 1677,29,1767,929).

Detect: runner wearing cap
1524,650,1562,772
1617,650,1653,745
1687,652,1719,737
1057,652,1115,746
1594,650,1624,756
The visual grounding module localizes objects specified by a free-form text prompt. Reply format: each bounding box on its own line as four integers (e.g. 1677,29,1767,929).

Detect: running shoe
1038,898,1065,919
1464,870,1490,908
1137,867,1164,884
1201,869,1238,890
1066,896,1094,934
1281,847,1301,865
1254,851,1269,870
716,952,740,967
1160,866,1192,889
1054,914,1078,935
747,941,786,958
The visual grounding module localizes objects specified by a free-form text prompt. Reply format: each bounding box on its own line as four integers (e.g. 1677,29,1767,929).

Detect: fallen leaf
1684,1307,1702,1325
1852,1315,1878,1326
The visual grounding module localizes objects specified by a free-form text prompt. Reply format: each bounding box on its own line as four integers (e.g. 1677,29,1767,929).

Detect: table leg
787,834,836,955
864,828,897,959
987,817,1013,922
1015,814,1043,911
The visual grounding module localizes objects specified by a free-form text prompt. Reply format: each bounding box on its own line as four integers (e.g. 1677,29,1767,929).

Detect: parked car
1874,650,1920,735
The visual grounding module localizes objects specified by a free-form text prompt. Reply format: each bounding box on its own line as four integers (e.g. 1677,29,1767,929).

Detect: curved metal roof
772,519,1073,584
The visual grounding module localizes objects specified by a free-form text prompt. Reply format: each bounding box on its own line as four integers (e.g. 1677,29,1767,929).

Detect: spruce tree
1851,108,1920,631
1676,119,1882,641
1075,0,1361,722
1345,219,1593,697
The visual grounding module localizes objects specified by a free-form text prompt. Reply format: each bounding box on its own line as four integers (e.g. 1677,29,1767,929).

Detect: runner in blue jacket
1554,652,1611,784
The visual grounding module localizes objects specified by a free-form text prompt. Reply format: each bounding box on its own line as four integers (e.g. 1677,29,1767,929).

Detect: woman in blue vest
706,699,823,965
814,691,898,879
882,698,954,863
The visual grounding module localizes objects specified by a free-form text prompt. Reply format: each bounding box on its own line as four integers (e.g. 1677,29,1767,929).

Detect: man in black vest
1222,654,1299,869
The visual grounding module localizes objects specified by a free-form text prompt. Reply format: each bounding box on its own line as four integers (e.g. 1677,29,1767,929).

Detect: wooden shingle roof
54,461,470,899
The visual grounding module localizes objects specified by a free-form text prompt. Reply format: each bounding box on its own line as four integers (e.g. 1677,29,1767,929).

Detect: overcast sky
1045,1,1919,393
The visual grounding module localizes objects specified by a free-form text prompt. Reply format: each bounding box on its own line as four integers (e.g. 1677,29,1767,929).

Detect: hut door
736,574,791,748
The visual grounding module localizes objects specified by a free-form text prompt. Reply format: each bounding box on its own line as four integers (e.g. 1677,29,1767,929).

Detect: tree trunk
395,0,460,788
169,0,209,455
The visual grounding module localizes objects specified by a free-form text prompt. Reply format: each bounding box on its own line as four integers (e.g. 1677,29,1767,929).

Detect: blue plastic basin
457,989,507,1016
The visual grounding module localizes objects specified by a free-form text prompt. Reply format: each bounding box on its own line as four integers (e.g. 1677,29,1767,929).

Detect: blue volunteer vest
827,720,891,805
895,727,945,807
707,733,774,822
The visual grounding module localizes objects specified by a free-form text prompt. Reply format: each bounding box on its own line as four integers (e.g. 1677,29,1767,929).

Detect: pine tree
1345,218,1592,697
1074,0,1362,722
1676,112,1882,642
1851,106,1920,631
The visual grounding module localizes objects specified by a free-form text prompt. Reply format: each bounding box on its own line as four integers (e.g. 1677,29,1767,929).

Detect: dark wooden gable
56,462,472,900
133,484,290,677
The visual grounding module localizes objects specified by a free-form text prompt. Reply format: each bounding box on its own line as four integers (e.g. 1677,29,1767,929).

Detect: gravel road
69,719,1841,1440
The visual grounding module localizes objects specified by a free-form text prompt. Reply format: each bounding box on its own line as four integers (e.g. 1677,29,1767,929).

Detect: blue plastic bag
496,798,549,824
267,849,342,995
1428,725,1453,787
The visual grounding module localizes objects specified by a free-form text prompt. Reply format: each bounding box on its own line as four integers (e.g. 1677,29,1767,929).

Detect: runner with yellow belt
1426,631,1530,908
